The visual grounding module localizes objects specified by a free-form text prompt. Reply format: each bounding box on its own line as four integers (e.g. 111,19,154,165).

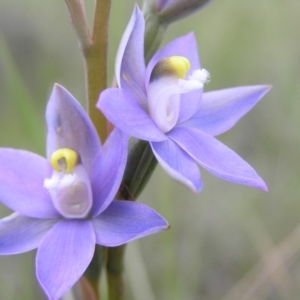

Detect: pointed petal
146,33,203,122
0,149,59,218
0,213,56,255
90,129,128,216
46,84,101,172
36,220,95,300
169,127,267,190
98,88,167,141
92,201,168,247
185,86,271,136
151,139,202,192
115,5,147,106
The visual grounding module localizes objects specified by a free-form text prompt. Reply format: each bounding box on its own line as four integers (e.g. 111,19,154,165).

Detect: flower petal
146,33,203,123
36,220,95,300
115,5,147,107
184,86,271,136
0,213,56,254
46,84,101,172
178,89,203,124
146,32,201,85
169,127,267,190
150,139,202,192
90,129,128,216
0,149,59,218
98,88,167,141
147,77,181,133
92,201,168,247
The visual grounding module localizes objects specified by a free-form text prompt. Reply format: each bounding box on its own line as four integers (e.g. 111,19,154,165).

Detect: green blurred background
0,0,300,299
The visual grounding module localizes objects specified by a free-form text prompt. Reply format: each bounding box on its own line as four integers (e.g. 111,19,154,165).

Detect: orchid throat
147,56,210,133
44,148,93,219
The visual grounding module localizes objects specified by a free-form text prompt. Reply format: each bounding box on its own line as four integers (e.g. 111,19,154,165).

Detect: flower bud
144,0,212,23
142,0,212,61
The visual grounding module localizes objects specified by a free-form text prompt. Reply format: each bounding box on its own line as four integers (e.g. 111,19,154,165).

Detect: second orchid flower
98,6,270,193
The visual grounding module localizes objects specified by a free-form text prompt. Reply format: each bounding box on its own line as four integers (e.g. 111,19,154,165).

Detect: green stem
106,246,126,300
142,2,167,63
78,277,100,300
65,0,111,142
105,183,132,300
82,245,105,299
106,142,157,300
86,0,111,142
123,139,158,199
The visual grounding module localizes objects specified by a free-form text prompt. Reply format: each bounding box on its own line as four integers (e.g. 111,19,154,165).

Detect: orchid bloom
98,6,270,192
0,84,168,300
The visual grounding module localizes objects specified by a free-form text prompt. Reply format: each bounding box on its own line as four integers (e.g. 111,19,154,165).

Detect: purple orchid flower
98,6,270,193
0,84,168,300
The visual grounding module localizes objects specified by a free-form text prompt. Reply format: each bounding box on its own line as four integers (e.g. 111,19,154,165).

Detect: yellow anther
50,148,78,173
165,56,190,79
150,56,191,81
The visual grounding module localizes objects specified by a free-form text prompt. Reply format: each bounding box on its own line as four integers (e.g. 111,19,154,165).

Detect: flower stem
65,0,111,142
123,139,157,199
79,276,100,300
106,246,126,300
86,0,111,142
142,1,167,63
82,245,105,299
